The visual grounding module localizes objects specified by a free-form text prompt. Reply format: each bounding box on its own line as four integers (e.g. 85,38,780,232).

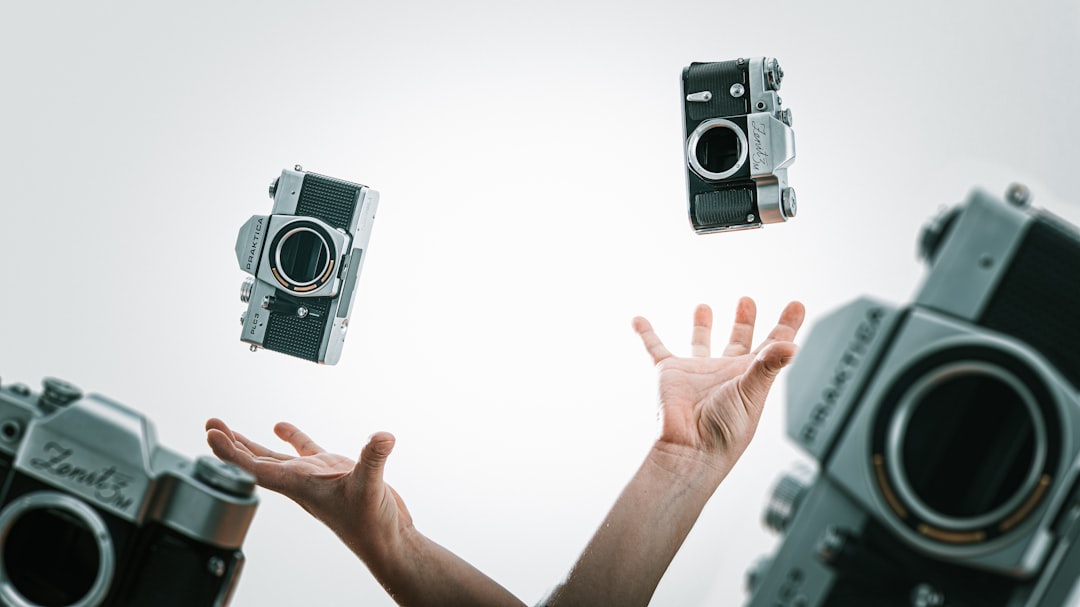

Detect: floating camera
682,57,796,233
0,377,258,606
746,186,1080,606
235,165,378,364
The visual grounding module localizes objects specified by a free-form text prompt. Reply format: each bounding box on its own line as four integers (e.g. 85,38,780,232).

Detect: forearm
543,441,734,607
346,523,527,607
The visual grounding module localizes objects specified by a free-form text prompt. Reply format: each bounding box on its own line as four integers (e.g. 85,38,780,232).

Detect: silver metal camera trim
13,392,258,548
748,56,781,115
323,187,379,365
271,167,306,214
273,225,332,288
745,113,796,177
884,359,1048,532
0,491,115,607
754,177,793,225
686,118,748,181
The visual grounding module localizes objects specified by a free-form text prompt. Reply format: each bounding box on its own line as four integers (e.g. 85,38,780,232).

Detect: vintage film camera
682,57,796,233
0,377,258,606
236,165,378,364
746,187,1080,606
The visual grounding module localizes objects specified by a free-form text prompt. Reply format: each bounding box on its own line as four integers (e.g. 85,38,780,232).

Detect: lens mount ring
267,220,338,294
274,226,330,287
686,118,748,181
884,360,1048,533
0,491,115,607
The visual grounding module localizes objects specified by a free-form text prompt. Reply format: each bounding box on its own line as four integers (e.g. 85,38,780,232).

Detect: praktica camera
746,187,1080,606
682,57,796,233
235,165,378,364
0,377,258,606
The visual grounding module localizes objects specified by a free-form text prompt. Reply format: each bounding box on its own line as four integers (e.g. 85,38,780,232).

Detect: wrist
647,440,736,494
349,521,426,590
332,509,416,569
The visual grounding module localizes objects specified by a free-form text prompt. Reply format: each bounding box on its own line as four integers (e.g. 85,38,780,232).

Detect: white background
1,1,1078,605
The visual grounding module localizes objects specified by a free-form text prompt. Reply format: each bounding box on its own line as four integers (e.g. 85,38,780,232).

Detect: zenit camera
0,377,258,606
746,187,1080,606
235,165,378,364
682,57,796,233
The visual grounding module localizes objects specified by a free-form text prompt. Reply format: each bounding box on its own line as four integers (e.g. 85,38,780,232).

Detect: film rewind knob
764,472,812,533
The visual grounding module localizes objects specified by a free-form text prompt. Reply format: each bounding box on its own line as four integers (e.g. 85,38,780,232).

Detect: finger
274,422,326,456
633,316,673,364
205,418,257,458
230,427,293,461
690,304,712,357
737,341,799,415
207,428,254,471
353,432,396,489
722,297,758,356
205,418,234,439
752,301,806,355
207,429,298,493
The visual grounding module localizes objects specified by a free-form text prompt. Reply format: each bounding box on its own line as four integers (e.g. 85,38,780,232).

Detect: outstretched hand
205,296,805,607
633,297,805,461
205,419,410,561
207,420,527,606
540,297,807,607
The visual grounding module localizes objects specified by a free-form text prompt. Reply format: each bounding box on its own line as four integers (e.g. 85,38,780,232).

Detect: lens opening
686,118,748,181
275,227,330,286
885,361,1046,531
0,492,114,607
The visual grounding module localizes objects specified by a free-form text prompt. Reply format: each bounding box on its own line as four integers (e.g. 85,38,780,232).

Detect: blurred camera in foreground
682,57,796,233
0,377,258,607
235,165,378,365
747,186,1080,606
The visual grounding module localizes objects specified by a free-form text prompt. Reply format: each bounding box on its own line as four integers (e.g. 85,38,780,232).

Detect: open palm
205,418,412,557
633,297,805,456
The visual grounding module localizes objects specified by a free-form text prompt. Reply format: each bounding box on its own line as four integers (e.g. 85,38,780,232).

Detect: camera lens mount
871,348,1060,546
267,220,337,294
886,360,1047,530
687,118,748,182
0,491,115,607
276,227,331,286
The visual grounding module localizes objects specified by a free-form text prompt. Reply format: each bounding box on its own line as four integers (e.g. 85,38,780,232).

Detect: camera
682,57,796,233
745,186,1080,606
0,377,258,606
235,165,378,364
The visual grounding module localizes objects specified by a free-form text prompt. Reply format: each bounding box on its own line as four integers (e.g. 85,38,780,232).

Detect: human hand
205,419,411,561
633,297,805,462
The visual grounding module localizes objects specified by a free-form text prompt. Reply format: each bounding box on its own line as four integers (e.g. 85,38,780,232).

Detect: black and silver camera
235,165,378,364
0,377,258,606
746,187,1080,606
682,57,796,233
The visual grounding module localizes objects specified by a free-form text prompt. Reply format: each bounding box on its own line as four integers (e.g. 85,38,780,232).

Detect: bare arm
206,297,802,607
543,298,805,607
206,421,526,607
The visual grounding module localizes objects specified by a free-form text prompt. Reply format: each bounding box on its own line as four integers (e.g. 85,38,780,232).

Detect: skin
207,296,804,607
542,297,804,606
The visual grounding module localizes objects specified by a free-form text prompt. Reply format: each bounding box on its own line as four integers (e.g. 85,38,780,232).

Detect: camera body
0,377,258,607
235,165,378,364
682,57,796,233
746,189,1080,606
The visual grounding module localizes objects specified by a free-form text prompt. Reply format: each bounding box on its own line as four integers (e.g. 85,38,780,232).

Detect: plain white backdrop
1,1,1078,605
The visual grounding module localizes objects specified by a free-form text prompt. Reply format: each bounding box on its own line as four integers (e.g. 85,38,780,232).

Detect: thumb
738,342,798,414
355,431,396,487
